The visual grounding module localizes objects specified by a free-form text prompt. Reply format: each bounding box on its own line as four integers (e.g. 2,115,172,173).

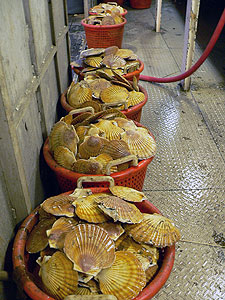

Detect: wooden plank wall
0,0,70,296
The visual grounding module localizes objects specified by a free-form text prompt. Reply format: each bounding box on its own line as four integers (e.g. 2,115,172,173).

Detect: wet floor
69,0,225,299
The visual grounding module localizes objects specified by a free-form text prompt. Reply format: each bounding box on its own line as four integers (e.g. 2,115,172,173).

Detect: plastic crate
81,18,127,48
130,0,152,9
60,84,148,122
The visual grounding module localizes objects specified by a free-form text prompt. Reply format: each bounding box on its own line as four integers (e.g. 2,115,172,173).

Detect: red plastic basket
130,0,152,9
12,185,175,300
103,0,124,6
81,18,127,48
43,122,155,192
72,59,144,82
60,84,148,122
89,9,128,17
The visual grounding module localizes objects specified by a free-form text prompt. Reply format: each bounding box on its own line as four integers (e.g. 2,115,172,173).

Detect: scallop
80,48,105,58
79,100,102,112
53,146,76,170
145,263,159,282
92,153,117,174
95,195,143,224
84,56,103,68
78,135,108,159
64,224,115,275
39,251,78,300
115,49,134,59
71,113,92,126
72,193,109,223
100,85,129,104
94,119,124,140
88,78,112,99
96,251,146,300
124,213,181,247
102,54,126,69
104,46,119,56
100,139,130,159
109,186,147,202
68,82,93,108
97,221,124,241
114,117,137,130
47,217,78,250
26,217,56,253
73,158,103,175
102,16,115,25
76,126,90,145
41,194,75,217
121,129,156,159
128,90,145,107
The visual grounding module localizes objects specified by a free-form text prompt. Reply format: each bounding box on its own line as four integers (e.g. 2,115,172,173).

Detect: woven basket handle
102,101,128,110
77,176,115,188
69,107,95,115
105,154,138,175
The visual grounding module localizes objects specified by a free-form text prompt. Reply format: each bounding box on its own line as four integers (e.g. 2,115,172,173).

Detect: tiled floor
68,1,225,299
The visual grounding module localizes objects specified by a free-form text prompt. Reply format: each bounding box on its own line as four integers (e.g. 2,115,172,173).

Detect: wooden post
181,0,200,90
155,0,162,33
84,0,89,19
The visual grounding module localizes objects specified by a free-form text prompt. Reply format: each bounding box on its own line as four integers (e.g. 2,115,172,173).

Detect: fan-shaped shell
26,217,56,253
104,46,119,56
53,146,76,170
68,83,93,108
78,279,100,294
88,78,112,99
73,158,103,175
100,85,129,104
80,48,105,58
76,126,90,145
128,90,145,107
96,251,146,300
102,54,126,69
87,125,106,138
145,263,159,282
74,286,92,295
109,186,147,202
49,121,78,153
115,49,134,59
79,135,108,159
39,251,78,300
84,56,103,68
92,153,117,174
121,129,156,159
72,193,109,223
60,114,73,125
98,108,127,120
102,15,115,25
94,120,124,140
64,224,115,275
95,195,143,224
41,195,75,217
79,100,102,112
124,213,181,247
97,222,124,241
100,139,130,159
47,217,78,249
71,113,92,126
114,117,137,130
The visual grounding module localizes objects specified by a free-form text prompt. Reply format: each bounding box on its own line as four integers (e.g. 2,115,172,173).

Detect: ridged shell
102,16,115,25
26,217,56,253
53,146,76,170
73,158,103,175
92,153,117,174
88,79,112,99
100,139,130,159
104,46,119,56
95,195,143,224
78,279,100,294
94,120,124,140
114,117,137,130
74,287,92,295
102,54,126,69
80,48,105,58
71,113,92,126
72,193,109,223
109,186,147,202
145,263,159,282
68,83,93,107
47,217,78,249
79,100,102,112
128,90,145,107
135,254,151,271
115,49,134,59
121,129,156,159
97,222,124,241
64,224,115,275
100,85,129,104
60,114,73,125
49,121,78,153
39,251,78,300
96,251,146,300
41,195,75,217
97,108,127,120
124,213,181,247
76,126,90,145
79,136,108,159
84,56,103,68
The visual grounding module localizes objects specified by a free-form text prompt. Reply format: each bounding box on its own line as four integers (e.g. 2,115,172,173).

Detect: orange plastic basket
12,182,175,300
102,0,125,6
43,122,155,192
81,18,127,48
71,59,144,82
60,84,148,122
130,0,152,9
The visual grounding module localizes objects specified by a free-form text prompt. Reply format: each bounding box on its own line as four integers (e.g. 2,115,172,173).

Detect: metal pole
155,0,162,33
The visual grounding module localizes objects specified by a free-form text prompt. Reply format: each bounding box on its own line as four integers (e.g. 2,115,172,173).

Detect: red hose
140,8,225,83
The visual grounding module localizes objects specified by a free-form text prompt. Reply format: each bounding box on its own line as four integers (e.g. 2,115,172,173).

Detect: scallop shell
95,195,143,224
104,46,119,56
100,139,130,159
97,108,127,120
121,129,156,159
41,194,75,217
128,90,145,107
76,126,90,145
68,83,93,108
115,49,134,59
80,48,105,58
26,217,56,253
46,217,78,249
74,286,92,295
145,263,159,282
88,78,112,99
96,251,146,300
60,114,73,125
71,113,92,126
124,213,181,247
92,153,117,174
97,222,124,241
94,120,124,140
109,186,147,202
135,254,151,271
84,56,103,68
114,117,137,130
78,279,100,294
64,224,115,275
79,100,102,112
53,146,76,170
100,85,129,104
39,251,78,300
102,54,126,69
102,15,115,25
73,158,103,175
79,135,108,159
49,121,78,153
72,193,109,223
95,69,114,81
87,124,106,138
